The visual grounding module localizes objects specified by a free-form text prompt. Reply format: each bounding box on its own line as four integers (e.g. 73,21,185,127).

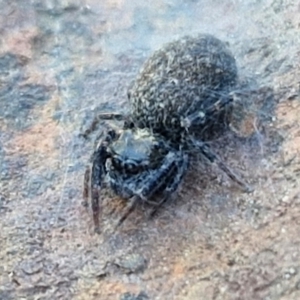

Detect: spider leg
81,112,127,139
148,154,189,217
90,150,106,234
147,194,169,218
181,96,233,129
191,138,253,192
139,152,188,201
115,195,139,229
83,166,91,208
88,130,115,233
96,112,126,120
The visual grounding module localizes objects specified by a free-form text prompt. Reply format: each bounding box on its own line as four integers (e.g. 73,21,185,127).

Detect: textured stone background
1,0,300,299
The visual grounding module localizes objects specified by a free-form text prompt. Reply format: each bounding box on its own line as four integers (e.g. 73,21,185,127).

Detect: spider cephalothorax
83,34,251,233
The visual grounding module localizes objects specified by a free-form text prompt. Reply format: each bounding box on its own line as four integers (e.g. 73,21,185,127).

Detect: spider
82,34,252,233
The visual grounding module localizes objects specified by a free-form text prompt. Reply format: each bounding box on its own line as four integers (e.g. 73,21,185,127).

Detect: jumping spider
83,34,252,233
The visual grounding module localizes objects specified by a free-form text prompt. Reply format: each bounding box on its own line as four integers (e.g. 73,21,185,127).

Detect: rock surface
1,0,300,299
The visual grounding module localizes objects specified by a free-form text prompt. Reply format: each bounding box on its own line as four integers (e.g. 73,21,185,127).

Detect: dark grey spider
83,34,252,233
83,125,189,233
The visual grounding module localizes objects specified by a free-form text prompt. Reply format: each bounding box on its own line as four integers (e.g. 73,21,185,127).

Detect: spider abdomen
128,34,238,143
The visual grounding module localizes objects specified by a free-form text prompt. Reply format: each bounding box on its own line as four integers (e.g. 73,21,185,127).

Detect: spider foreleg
90,155,106,234
89,132,116,233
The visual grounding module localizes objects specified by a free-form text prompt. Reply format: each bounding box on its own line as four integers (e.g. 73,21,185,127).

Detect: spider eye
124,120,135,129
